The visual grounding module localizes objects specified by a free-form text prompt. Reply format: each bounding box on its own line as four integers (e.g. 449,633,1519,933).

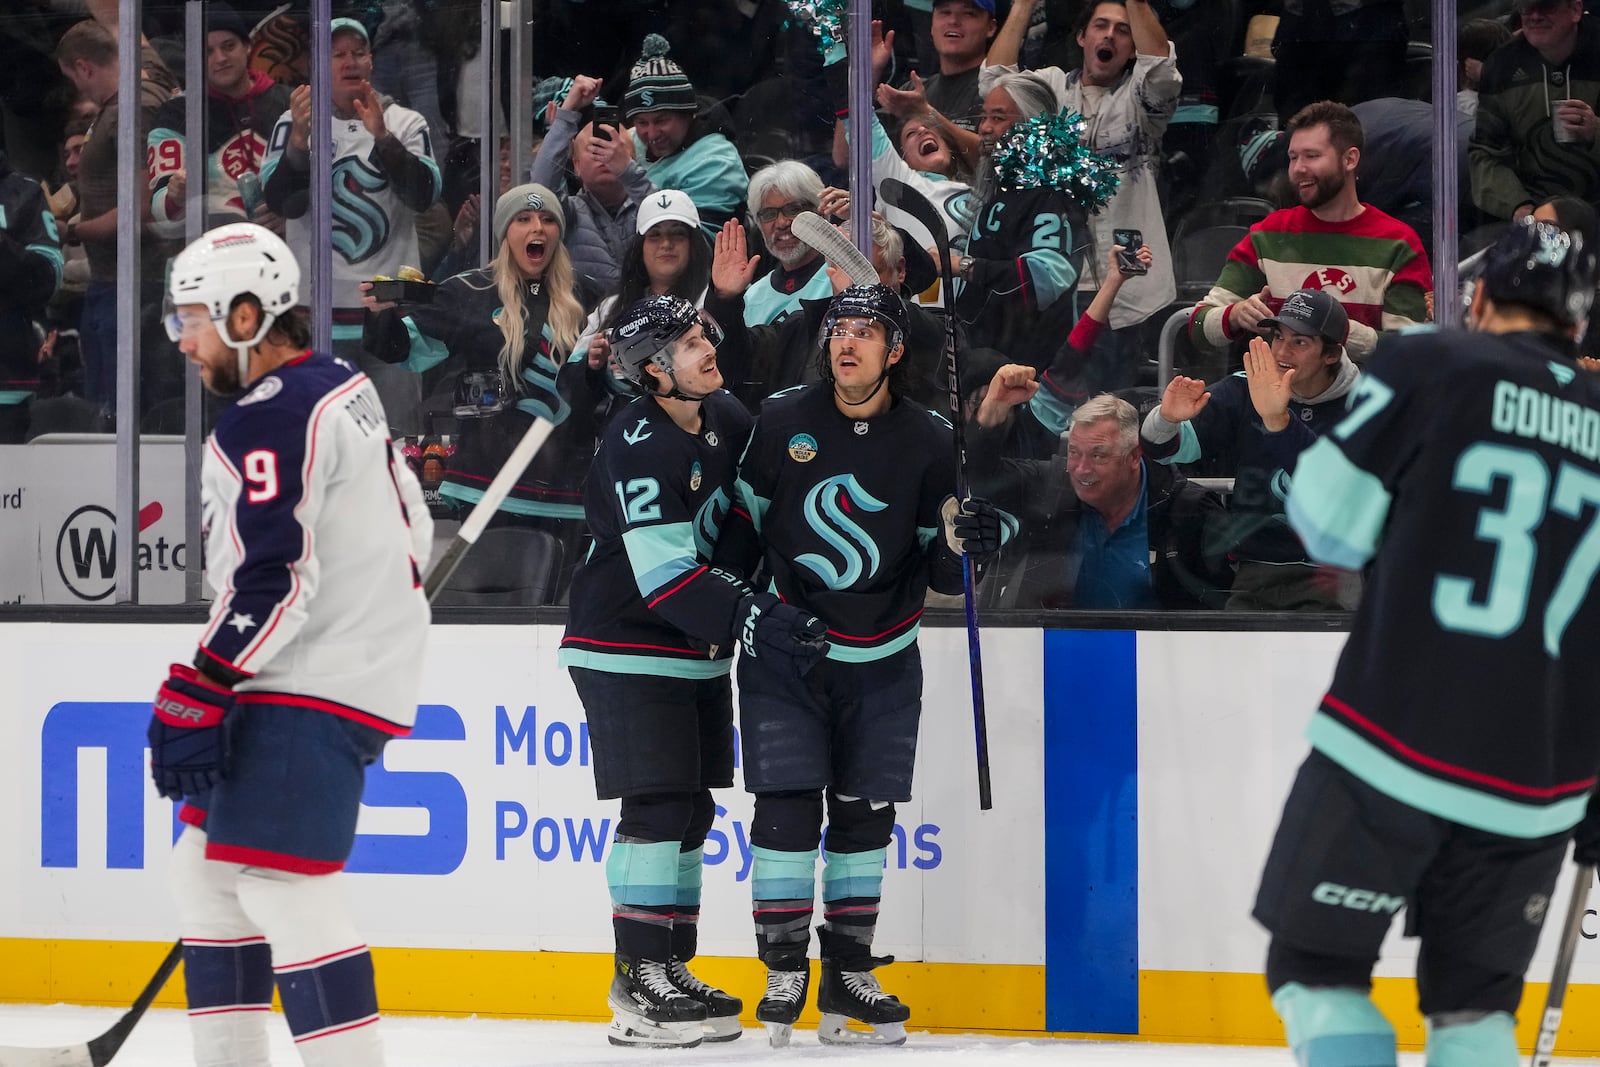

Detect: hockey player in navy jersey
1253,218,1600,1067
719,284,1011,1047
559,294,829,1049
151,223,432,1067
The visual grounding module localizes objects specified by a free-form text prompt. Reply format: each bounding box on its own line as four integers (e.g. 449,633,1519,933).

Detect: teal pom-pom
641,33,671,58
991,111,1120,213
783,0,848,52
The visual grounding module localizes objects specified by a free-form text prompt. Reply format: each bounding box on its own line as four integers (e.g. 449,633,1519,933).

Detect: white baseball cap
636,189,700,236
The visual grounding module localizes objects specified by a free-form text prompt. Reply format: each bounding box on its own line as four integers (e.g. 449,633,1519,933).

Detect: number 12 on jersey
1433,442,1600,657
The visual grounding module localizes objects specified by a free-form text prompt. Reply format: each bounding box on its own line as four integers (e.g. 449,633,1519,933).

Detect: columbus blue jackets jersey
725,384,967,662
1288,328,1600,839
559,390,755,677
198,352,432,733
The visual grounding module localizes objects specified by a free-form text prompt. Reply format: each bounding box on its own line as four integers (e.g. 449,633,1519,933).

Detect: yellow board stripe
3,940,1596,1054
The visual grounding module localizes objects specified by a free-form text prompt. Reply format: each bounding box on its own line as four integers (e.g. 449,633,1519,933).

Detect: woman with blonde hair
362,182,607,597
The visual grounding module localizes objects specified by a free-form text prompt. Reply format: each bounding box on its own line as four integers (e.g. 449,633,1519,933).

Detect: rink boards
1,622,1595,1052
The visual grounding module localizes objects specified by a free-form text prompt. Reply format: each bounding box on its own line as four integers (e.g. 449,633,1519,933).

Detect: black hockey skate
668,958,743,1042
755,964,811,1048
606,954,707,1048
817,955,910,1046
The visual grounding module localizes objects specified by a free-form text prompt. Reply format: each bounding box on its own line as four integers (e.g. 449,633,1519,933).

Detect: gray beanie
493,183,565,247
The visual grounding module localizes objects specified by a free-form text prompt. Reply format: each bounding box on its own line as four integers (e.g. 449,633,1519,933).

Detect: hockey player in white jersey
150,222,432,1067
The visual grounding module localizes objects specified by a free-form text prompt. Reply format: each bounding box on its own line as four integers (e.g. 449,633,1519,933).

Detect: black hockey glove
1574,789,1600,868
734,592,830,678
148,663,234,801
940,495,1007,566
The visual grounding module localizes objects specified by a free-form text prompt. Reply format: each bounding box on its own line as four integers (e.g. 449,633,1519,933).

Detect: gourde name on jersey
1288,330,1600,840
200,353,431,733
560,391,755,678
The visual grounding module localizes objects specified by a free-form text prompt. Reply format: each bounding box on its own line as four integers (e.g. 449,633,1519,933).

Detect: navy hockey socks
608,837,679,960
672,845,704,961
183,937,274,1067
275,945,383,1063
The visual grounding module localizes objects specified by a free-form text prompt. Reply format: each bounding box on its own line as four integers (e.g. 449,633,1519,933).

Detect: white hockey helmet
166,222,301,378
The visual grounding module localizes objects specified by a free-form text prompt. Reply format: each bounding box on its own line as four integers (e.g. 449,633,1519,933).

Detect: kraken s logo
330,159,393,265
525,192,543,210
797,475,887,589
641,89,655,108
692,488,730,559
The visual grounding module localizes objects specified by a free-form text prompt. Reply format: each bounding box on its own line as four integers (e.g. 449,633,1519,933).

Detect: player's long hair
492,238,583,388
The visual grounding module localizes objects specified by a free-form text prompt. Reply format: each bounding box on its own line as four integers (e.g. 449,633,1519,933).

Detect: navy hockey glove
1574,790,1600,867
941,495,1007,566
148,663,234,801
735,593,830,677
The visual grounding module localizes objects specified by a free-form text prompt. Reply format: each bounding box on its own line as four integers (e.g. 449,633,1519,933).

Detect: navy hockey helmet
1477,217,1598,329
819,284,909,353
609,294,723,390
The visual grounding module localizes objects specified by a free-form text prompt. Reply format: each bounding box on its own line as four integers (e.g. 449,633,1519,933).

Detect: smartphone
592,104,619,142
1113,228,1147,275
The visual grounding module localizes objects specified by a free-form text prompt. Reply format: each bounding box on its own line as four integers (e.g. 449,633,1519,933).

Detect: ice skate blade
817,1013,907,1046
762,1021,795,1048
701,1014,743,1042
606,1010,704,1049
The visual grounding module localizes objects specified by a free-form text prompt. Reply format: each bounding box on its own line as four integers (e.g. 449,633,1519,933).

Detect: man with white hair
742,160,831,326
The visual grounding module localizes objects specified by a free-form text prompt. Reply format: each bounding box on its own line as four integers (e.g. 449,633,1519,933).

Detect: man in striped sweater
1189,101,1432,365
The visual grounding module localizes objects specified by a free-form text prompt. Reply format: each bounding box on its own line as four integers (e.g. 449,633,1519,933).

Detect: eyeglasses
1065,445,1128,466
755,201,809,225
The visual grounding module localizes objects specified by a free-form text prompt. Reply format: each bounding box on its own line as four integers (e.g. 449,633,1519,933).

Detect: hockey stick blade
1530,863,1593,1067
878,179,992,811
789,211,877,287
0,941,182,1067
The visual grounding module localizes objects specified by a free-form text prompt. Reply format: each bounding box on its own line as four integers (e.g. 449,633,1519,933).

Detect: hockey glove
148,663,234,801
940,495,1008,566
734,592,830,678
1574,789,1600,868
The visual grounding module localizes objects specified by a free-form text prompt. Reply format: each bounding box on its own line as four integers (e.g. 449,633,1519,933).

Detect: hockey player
362,182,601,596
559,294,829,1048
719,284,1011,1046
1254,218,1600,1067
150,222,432,1066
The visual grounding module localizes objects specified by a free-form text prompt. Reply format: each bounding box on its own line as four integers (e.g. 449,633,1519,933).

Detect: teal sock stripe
751,846,818,902
1272,983,1397,1067
676,846,704,907
1424,1012,1517,1067
606,840,680,907
822,848,886,902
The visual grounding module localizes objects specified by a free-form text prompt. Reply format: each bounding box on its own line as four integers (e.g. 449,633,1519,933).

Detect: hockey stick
1530,863,1594,1067
0,418,558,1066
0,941,181,1067
878,177,992,811
790,210,878,288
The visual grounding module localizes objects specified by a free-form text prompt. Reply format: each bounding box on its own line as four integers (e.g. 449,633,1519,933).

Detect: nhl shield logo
787,433,819,463
690,461,703,492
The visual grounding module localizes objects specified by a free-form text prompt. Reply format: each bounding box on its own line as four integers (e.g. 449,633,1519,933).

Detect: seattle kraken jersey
955,185,1086,363
728,384,965,662
199,353,432,733
260,101,441,308
1288,328,1600,839
560,390,755,678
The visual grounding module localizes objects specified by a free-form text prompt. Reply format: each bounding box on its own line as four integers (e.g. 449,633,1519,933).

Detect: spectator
1532,194,1600,355
955,71,1088,366
1458,18,1513,119
968,388,1227,608
1470,0,1600,222
532,74,657,292
876,0,999,154
430,134,515,282
742,161,829,326
1190,101,1432,366
369,0,448,154
260,16,442,435
361,183,606,596
1350,95,1474,253
984,0,1181,382
0,145,63,442
54,17,177,419
147,2,291,233
576,189,711,381
1145,288,1362,611
622,34,747,240
1271,0,1408,127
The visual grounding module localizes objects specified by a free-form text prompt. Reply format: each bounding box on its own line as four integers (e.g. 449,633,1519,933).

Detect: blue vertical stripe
1043,629,1138,1034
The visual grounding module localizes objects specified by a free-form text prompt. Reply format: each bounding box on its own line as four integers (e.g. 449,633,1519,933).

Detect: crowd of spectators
0,0,1595,614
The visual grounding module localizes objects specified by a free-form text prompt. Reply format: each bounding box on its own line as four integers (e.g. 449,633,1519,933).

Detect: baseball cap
1258,288,1349,345
329,17,369,44
637,190,701,236
934,0,997,11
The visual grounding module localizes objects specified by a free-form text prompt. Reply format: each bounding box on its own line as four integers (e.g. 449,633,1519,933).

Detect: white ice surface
1,1006,1597,1066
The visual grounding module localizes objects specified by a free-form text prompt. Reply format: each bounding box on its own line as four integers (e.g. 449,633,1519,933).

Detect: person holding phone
531,73,659,292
